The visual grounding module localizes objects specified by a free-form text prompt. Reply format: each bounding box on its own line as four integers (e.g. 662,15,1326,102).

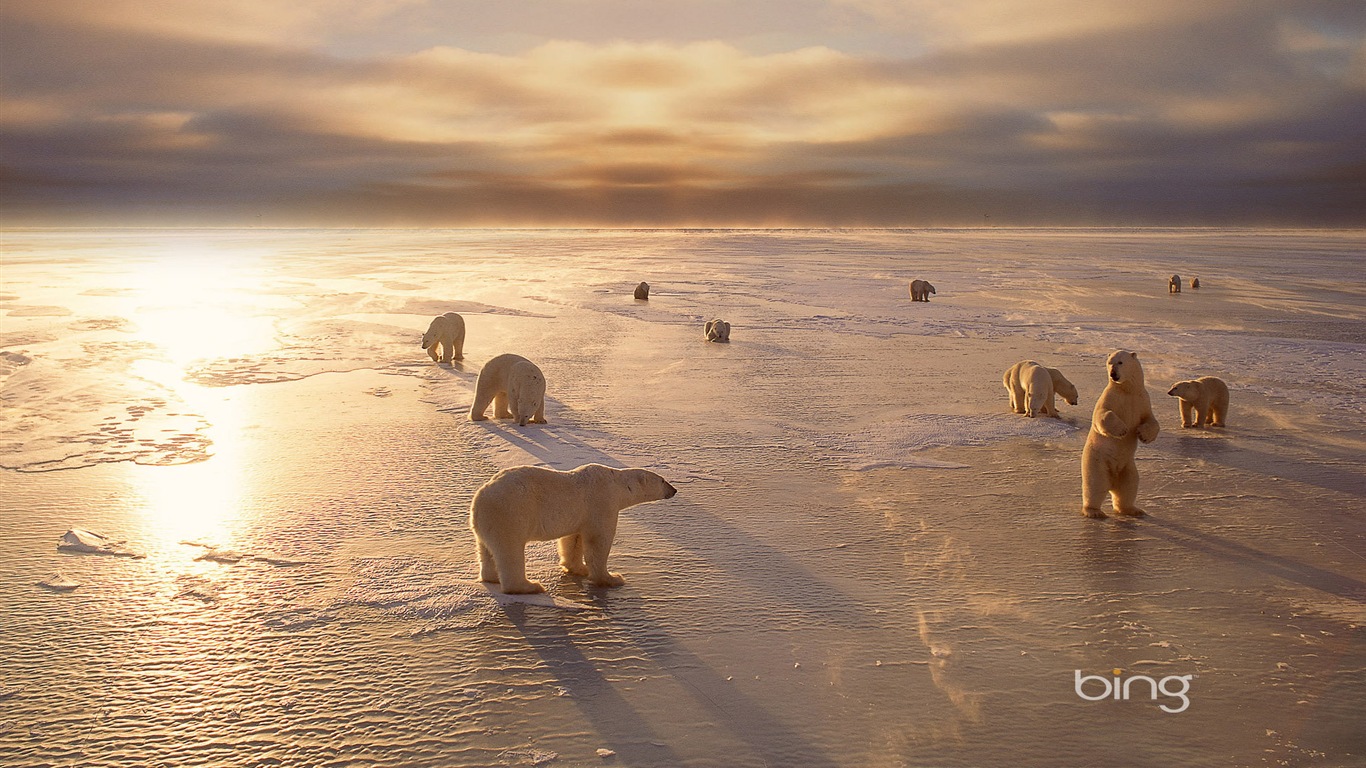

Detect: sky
2,0,1363,227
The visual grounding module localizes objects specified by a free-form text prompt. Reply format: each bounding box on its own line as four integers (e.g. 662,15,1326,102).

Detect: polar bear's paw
500,580,546,595
560,562,589,577
1115,506,1146,517
590,572,626,588
1082,506,1108,519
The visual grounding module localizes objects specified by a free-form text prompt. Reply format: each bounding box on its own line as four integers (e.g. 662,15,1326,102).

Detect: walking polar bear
1003,360,1079,418
1167,376,1229,428
910,279,936,302
1082,351,1160,519
1169,275,1182,293
470,464,678,594
470,353,547,426
422,312,465,363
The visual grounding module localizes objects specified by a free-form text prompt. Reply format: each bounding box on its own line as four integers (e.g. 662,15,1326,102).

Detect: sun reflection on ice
130,360,252,551
127,243,281,367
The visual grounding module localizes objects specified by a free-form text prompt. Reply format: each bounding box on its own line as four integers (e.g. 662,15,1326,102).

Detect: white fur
1167,376,1229,428
470,353,547,426
470,464,678,593
1081,351,1159,518
910,279,936,302
704,319,731,343
422,312,465,363
1003,360,1078,417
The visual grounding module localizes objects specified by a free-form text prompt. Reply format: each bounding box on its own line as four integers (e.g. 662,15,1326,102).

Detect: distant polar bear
1003,360,1079,418
910,279,936,302
1169,275,1182,293
634,282,650,300
422,312,465,363
705,319,731,342
1190,277,1200,289
1167,376,1229,428
470,463,678,593
470,353,547,426
1081,350,1159,519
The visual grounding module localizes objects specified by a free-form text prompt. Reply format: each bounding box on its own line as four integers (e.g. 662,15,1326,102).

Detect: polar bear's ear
1131,352,1139,358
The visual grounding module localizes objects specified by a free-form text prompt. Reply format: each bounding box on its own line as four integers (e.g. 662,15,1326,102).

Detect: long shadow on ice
504,592,843,768
1164,433,1366,498
1145,518,1366,603
504,605,685,766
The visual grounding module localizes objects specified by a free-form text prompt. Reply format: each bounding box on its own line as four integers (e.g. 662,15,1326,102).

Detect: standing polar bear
1081,350,1160,519
470,464,678,594
421,312,465,363
1167,376,1229,428
1169,275,1182,293
470,353,547,426
910,279,936,302
1003,360,1079,418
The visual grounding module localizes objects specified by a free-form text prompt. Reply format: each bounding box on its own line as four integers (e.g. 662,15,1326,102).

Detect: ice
1,228,1363,768
56,528,144,558
36,572,80,591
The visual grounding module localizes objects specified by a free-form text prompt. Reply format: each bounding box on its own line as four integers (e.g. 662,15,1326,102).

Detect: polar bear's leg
470,380,493,420
1192,404,1208,429
427,344,440,362
493,391,513,419
452,333,464,361
583,528,625,587
1209,399,1226,427
490,542,544,594
557,534,588,576
440,340,454,364
1179,399,1194,428
476,540,500,583
530,400,546,424
1112,462,1145,516
1081,446,1109,518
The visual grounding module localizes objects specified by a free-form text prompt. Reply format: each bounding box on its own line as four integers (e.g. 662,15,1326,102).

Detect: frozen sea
1,228,1363,767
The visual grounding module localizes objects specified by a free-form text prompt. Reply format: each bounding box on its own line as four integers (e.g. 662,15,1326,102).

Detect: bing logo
1074,668,1193,713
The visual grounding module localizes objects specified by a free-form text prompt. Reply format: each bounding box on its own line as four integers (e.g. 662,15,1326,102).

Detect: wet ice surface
1,228,1363,767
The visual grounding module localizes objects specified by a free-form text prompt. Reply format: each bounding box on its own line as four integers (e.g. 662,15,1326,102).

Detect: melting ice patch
822,414,1080,470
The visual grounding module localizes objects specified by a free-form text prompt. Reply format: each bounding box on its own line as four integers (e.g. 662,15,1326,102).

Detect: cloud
1,1,1362,225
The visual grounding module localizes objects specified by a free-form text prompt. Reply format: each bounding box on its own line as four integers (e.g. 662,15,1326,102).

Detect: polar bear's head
1167,380,1199,400
420,329,437,348
508,361,546,426
1106,350,1144,387
1053,375,1079,406
618,468,678,504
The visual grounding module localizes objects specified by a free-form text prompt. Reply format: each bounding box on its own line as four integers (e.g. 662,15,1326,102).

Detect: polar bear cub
470,464,678,593
705,319,731,342
1167,376,1229,428
910,279,936,302
422,312,465,363
470,353,547,426
1081,351,1159,518
1003,360,1079,417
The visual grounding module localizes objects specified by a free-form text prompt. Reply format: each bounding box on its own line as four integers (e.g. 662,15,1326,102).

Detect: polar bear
634,281,650,300
421,312,465,363
1190,277,1200,289
1169,275,1182,293
470,353,547,426
1081,350,1160,519
1003,360,1079,417
470,463,678,593
705,318,731,343
910,279,936,302
1167,376,1228,428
